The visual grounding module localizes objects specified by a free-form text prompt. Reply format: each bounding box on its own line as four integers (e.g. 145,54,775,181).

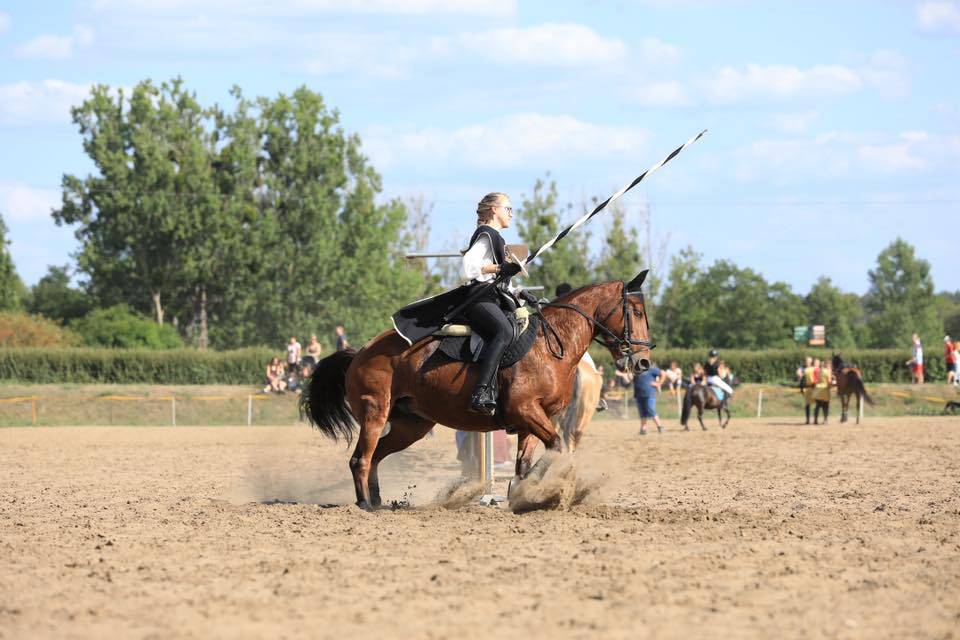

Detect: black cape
392,226,510,346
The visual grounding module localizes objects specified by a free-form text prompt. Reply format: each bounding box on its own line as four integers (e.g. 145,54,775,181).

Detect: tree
515,177,592,292
805,277,861,349
0,213,24,311
592,201,641,284
658,247,706,347
863,238,940,348
25,265,91,323
55,78,216,328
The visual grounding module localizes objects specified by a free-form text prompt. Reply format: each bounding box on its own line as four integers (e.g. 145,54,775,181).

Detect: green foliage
805,277,861,349
0,312,82,347
515,177,592,292
71,305,182,349
592,202,641,284
0,213,24,311
55,79,427,349
0,347,274,384
25,265,91,323
864,238,940,348
658,248,801,349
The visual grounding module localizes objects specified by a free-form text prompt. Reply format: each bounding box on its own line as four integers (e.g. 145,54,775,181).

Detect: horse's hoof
682,426,690,432
355,500,375,512
701,426,708,431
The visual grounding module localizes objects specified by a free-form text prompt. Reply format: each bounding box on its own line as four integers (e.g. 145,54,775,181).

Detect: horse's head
596,270,655,374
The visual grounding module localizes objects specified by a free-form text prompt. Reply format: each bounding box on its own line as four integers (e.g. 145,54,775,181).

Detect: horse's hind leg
348,394,391,510
722,404,731,429
841,393,849,423
697,408,707,431
368,415,435,507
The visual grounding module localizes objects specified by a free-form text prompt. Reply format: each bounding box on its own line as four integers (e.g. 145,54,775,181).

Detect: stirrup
469,384,497,416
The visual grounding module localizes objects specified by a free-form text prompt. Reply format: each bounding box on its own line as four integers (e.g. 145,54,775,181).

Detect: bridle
538,282,655,364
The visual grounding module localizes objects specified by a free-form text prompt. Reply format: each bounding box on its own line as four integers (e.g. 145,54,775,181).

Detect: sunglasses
498,205,513,213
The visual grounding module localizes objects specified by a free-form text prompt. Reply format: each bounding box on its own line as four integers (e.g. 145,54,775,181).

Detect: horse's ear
626,269,649,293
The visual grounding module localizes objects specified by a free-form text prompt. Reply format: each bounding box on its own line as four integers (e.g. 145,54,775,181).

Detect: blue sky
0,0,957,295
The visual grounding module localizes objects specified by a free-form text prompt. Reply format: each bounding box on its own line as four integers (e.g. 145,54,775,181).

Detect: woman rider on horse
461,192,524,415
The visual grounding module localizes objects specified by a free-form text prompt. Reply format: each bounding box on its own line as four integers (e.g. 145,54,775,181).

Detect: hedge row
0,346,943,385
0,347,276,384
586,347,943,384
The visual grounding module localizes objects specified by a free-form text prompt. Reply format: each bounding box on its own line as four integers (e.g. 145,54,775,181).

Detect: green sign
793,326,810,342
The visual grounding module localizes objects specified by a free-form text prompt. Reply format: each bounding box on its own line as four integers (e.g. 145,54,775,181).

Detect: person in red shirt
945,336,957,385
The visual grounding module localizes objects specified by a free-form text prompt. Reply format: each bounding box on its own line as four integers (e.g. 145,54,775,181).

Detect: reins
529,283,655,360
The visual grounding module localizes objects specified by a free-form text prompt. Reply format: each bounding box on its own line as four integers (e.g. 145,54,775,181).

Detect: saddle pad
710,386,725,401
437,314,539,368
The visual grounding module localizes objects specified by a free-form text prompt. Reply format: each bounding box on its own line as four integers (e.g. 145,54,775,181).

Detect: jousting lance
443,129,708,321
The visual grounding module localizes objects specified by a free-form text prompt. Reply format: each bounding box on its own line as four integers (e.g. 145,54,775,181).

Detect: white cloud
93,0,515,16
637,37,682,66
303,35,413,79
363,113,650,170
766,111,819,134
0,79,92,125
701,63,862,104
0,182,60,222
0,11,11,34
732,131,960,183
917,1,960,34
860,49,910,98
14,25,95,60
629,81,692,108
433,23,626,67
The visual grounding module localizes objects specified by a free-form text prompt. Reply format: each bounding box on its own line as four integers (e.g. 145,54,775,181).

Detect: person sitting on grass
264,357,287,394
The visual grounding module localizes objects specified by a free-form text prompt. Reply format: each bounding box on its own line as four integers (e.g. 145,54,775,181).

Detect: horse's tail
681,386,693,427
299,349,357,441
850,373,874,406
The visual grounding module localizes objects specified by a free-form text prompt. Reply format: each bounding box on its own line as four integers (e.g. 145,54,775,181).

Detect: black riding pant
465,299,513,388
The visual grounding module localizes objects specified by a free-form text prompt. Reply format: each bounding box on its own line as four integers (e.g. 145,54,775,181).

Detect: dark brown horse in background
831,354,873,423
301,274,653,510
680,383,731,431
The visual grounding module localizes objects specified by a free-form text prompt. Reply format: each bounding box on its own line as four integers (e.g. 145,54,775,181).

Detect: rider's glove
498,262,522,278
518,289,539,305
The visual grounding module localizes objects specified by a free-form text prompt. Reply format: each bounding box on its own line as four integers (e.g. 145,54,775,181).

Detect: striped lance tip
524,129,707,266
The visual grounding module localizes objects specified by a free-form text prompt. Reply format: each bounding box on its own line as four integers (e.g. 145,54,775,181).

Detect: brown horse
301,274,653,509
831,354,874,423
680,383,731,431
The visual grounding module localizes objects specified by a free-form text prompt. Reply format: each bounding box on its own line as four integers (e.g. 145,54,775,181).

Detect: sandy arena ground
2,416,959,639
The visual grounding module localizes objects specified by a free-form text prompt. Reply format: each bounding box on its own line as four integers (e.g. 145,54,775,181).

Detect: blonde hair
476,192,509,225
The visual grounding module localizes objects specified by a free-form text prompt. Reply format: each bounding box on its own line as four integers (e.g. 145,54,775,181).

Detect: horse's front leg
514,431,539,479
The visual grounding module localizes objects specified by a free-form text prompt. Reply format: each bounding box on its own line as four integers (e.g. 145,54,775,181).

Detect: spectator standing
305,334,323,361
286,336,302,370
633,362,663,436
335,325,350,352
907,334,924,384
945,336,957,386
802,358,818,424
664,361,683,396
812,358,833,424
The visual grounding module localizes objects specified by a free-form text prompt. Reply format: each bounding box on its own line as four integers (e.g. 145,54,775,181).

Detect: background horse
552,358,604,452
831,354,874,423
680,383,731,431
301,274,653,509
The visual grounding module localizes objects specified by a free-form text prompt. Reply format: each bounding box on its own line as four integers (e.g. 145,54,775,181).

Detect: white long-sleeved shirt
460,233,518,293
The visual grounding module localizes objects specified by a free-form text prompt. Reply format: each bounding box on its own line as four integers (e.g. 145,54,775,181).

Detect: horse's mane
550,281,621,304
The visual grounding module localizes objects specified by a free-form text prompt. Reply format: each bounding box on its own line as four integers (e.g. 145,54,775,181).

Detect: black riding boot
805,405,811,424
821,402,829,425
466,299,513,416
814,403,821,425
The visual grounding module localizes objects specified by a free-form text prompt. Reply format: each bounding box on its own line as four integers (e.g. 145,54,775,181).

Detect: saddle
432,306,539,368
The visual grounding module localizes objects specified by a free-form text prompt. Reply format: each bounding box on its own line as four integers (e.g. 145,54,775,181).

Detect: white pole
676,390,682,419
171,397,176,427
858,395,864,422
756,390,763,418
484,431,494,492
247,395,253,427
